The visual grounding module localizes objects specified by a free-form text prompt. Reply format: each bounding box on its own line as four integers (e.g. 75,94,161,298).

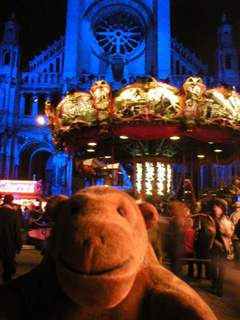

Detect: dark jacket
0,205,22,258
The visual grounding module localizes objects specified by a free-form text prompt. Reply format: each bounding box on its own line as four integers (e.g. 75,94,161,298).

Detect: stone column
19,93,25,115
32,95,38,115
155,0,171,80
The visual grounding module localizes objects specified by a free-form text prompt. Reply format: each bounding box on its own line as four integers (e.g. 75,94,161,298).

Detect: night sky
0,0,240,73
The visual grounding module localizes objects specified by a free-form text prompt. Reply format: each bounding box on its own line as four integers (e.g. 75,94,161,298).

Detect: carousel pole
197,165,201,196
190,165,194,185
67,155,72,197
190,166,194,199
176,169,184,200
164,164,168,197
142,162,146,199
111,137,115,186
183,147,186,201
176,148,186,200
234,160,237,184
211,163,215,189
133,141,137,196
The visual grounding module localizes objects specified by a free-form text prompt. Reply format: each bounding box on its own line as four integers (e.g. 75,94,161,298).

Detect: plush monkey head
47,186,158,309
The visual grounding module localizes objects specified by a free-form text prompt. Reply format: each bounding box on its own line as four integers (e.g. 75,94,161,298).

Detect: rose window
94,12,144,57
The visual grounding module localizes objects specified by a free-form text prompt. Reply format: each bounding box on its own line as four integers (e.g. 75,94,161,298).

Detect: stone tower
0,12,21,178
216,13,239,88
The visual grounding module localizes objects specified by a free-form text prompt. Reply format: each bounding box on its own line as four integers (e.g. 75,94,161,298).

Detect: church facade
0,0,239,196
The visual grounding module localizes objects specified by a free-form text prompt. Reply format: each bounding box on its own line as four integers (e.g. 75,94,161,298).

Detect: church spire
2,12,20,44
217,12,233,45
0,13,20,75
215,13,239,87
222,12,227,24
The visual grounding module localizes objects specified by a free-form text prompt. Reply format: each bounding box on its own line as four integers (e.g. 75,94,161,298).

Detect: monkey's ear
45,195,69,221
138,202,158,229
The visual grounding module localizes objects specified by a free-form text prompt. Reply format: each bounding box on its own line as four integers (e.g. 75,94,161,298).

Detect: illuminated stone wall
64,0,171,87
0,4,238,197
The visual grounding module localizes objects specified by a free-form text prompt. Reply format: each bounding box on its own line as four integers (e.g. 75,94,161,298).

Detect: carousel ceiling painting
45,77,240,166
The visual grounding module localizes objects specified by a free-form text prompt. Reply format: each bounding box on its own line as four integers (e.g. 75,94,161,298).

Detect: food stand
0,179,47,209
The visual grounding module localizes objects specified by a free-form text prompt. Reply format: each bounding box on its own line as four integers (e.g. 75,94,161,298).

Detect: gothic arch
18,141,54,180
4,51,10,65
83,0,153,25
6,28,13,40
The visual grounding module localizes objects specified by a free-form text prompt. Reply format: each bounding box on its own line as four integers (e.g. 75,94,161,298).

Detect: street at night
2,244,239,320
1,0,240,318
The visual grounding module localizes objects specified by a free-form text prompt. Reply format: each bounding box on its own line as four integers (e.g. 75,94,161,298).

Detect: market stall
0,179,47,208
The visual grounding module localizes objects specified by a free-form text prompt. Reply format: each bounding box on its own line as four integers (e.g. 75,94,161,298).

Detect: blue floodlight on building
0,2,239,197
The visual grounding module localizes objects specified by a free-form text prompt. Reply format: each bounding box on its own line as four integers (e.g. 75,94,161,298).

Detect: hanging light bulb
170,136,180,140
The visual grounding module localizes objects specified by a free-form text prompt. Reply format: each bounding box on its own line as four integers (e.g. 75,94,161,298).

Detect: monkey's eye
117,207,125,217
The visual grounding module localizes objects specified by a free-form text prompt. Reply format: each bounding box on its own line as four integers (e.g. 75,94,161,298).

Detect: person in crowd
147,208,169,265
230,179,240,203
204,198,234,297
0,195,22,282
183,217,195,277
39,195,68,255
194,198,212,281
22,206,30,236
167,185,176,201
230,201,240,267
166,201,186,279
11,202,23,275
183,205,191,218
194,220,212,281
12,203,23,227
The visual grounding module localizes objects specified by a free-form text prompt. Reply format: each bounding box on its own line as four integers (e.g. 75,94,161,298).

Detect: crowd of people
0,194,52,282
148,183,240,298
0,183,240,299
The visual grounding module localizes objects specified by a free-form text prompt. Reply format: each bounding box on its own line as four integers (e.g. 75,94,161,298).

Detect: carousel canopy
45,77,240,165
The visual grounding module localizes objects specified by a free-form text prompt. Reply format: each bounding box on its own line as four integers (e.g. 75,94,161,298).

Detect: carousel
45,76,240,202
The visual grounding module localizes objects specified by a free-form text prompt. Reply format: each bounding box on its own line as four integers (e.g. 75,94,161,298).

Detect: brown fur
0,186,217,319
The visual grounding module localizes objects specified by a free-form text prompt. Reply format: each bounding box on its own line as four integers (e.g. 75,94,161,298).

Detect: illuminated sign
0,180,43,194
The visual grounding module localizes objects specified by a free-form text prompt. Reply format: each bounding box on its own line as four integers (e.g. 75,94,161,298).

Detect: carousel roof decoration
45,77,240,165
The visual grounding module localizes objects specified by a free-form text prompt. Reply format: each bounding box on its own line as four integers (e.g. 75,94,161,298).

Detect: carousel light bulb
170,136,180,140
197,154,205,158
87,149,95,152
88,142,97,146
119,135,129,139
214,149,222,153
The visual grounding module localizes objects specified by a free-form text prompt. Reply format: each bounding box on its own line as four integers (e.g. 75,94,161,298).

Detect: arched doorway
18,141,54,182
30,150,52,181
